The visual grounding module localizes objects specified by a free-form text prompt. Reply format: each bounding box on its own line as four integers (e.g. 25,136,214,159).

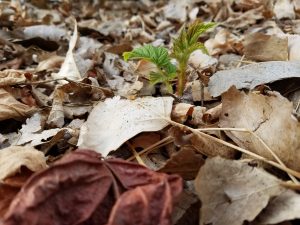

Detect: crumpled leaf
220,87,300,171
2,149,182,225
208,61,300,97
78,96,173,156
15,113,60,146
0,145,47,181
0,88,35,121
195,157,285,225
0,70,28,86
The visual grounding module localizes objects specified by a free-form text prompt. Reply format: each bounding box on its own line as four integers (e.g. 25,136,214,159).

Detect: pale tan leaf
78,96,173,156
220,87,300,171
0,70,27,86
0,88,34,121
0,146,47,181
195,157,284,225
254,190,300,224
52,20,81,81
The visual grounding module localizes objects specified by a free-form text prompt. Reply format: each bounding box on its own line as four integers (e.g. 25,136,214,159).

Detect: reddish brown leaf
2,150,182,225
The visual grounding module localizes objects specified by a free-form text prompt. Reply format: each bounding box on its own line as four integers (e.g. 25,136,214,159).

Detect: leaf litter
1,0,300,225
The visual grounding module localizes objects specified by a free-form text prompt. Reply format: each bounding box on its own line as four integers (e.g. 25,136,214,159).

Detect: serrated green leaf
123,44,171,68
172,21,216,63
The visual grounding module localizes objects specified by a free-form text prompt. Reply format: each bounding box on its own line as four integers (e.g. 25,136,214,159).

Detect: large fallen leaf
220,87,300,171
195,157,285,225
2,149,182,225
208,61,300,97
0,146,47,181
78,96,173,156
0,88,34,121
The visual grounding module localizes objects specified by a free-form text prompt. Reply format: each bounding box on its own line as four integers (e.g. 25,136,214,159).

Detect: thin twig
126,141,146,166
126,136,174,161
197,127,298,183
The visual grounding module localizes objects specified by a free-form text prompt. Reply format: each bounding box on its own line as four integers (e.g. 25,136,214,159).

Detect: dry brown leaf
220,87,300,171
190,132,236,159
244,33,288,61
195,157,285,225
0,88,34,121
159,147,205,180
0,145,47,181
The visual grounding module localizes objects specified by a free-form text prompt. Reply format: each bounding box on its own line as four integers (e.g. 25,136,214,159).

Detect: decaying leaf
208,61,300,97
2,149,182,225
195,157,285,225
0,145,47,181
0,88,35,121
0,168,33,217
220,87,300,171
78,96,173,156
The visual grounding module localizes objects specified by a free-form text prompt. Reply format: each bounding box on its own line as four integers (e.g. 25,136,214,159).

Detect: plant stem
177,63,187,96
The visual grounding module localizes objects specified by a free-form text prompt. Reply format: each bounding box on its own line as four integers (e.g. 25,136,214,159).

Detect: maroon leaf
1,150,182,225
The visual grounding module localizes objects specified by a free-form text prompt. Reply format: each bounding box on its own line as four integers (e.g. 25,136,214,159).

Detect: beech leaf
78,96,173,156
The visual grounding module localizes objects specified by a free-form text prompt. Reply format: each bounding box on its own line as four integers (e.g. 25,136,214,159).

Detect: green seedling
123,20,215,96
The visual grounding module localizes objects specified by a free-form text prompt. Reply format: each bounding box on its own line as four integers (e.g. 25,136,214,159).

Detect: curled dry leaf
0,145,47,181
2,149,182,225
52,20,81,81
78,96,173,156
0,88,35,121
220,87,300,171
0,70,27,86
195,157,285,225
171,103,194,124
208,61,300,97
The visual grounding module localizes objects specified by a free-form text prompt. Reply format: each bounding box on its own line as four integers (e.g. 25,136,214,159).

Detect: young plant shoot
123,20,215,96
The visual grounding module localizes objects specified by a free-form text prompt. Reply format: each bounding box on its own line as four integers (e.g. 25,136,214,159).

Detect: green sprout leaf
171,20,216,96
172,21,215,63
123,44,177,92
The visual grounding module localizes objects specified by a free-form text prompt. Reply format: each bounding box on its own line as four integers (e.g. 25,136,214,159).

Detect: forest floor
0,0,300,225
